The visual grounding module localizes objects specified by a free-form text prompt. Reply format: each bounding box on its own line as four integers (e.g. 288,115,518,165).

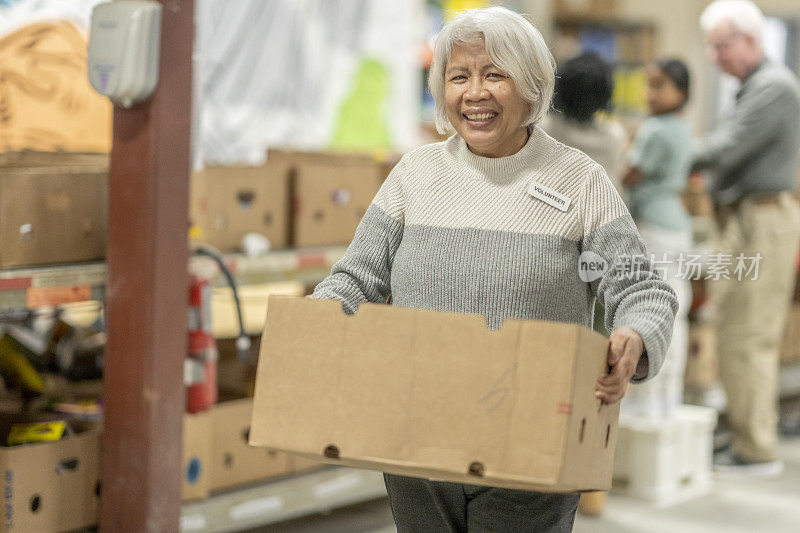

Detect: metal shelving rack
0,245,382,532
0,245,347,311
5,243,799,531
180,467,387,532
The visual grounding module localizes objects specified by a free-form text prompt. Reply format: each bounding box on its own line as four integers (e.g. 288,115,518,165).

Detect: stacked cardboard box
0,153,108,268
182,410,213,501
0,398,323,533
211,280,306,339
0,415,101,533
208,399,311,491
185,398,324,498
190,163,292,251
191,150,396,252
0,149,393,266
282,150,388,248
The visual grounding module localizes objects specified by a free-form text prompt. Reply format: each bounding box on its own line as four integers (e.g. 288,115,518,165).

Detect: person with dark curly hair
543,53,627,194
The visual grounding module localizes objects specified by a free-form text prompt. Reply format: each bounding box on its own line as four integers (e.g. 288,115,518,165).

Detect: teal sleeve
629,122,669,179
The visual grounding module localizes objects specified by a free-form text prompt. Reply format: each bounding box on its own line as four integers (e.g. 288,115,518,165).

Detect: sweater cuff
632,352,649,382
614,311,671,384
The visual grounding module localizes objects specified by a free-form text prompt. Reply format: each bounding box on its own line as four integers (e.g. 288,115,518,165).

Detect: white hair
700,0,766,45
428,7,555,134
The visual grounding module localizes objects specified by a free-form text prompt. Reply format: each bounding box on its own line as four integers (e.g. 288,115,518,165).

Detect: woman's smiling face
444,39,531,158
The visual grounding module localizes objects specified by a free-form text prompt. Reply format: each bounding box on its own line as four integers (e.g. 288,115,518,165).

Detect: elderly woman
312,7,677,532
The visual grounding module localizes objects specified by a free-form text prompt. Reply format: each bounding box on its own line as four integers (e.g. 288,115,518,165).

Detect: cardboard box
0,418,100,533
685,323,718,388
781,304,800,365
182,411,212,501
291,153,384,248
190,163,291,252
211,281,305,339
250,296,618,492
209,399,293,491
555,0,617,20
0,158,108,268
290,455,326,474
216,358,256,402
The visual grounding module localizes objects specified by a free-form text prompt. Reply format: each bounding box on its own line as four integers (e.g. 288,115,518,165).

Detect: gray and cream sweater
312,126,678,382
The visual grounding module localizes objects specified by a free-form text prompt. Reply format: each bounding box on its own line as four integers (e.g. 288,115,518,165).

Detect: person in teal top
622,59,693,420
624,60,693,232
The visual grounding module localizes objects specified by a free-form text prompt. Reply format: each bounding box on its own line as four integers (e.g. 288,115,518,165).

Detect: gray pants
384,474,580,532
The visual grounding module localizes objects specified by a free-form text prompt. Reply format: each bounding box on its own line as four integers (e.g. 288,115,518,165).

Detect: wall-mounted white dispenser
88,1,162,108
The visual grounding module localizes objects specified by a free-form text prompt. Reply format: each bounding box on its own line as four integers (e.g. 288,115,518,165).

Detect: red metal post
100,1,194,530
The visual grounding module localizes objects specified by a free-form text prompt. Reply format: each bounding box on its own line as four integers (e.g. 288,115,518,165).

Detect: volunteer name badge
527,181,571,212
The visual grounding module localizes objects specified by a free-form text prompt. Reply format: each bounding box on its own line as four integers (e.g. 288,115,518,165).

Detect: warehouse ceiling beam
100,1,194,531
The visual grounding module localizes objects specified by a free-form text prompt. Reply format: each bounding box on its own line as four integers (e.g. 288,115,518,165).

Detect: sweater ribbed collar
446,125,555,183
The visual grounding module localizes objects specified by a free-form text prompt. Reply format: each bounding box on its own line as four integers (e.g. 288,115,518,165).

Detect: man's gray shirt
693,60,800,205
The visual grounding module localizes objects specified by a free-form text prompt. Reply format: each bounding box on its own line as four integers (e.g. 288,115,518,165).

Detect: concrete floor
256,420,800,532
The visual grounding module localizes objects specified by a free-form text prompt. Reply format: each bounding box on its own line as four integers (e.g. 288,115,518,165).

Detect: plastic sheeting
1,0,424,164
196,0,423,165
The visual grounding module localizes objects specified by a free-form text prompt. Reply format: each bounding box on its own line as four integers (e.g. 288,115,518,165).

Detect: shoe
713,450,785,479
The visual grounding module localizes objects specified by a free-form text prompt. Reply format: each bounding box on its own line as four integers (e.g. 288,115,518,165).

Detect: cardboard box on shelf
190,163,291,252
0,156,108,268
289,152,386,248
685,322,718,388
781,304,800,365
250,296,618,493
615,26,656,65
0,416,100,533
216,358,256,402
182,410,212,502
555,0,617,20
209,399,293,491
211,281,305,339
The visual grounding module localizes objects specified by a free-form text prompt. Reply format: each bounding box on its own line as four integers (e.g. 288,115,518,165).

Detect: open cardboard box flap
250,296,618,492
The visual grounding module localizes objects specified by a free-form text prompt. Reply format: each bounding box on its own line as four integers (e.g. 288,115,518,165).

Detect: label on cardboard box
26,285,91,308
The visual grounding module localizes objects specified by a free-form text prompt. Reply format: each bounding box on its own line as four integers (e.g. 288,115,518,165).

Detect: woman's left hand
595,327,644,404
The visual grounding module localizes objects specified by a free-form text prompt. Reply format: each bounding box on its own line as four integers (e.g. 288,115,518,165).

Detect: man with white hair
694,0,800,476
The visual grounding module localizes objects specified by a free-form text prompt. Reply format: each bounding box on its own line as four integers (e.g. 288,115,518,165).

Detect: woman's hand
595,327,644,404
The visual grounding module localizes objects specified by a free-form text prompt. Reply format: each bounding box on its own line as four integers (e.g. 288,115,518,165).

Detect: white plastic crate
612,404,717,507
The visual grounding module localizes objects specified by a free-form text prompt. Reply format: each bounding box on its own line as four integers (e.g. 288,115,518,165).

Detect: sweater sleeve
310,158,406,313
579,165,679,383
692,81,789,178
